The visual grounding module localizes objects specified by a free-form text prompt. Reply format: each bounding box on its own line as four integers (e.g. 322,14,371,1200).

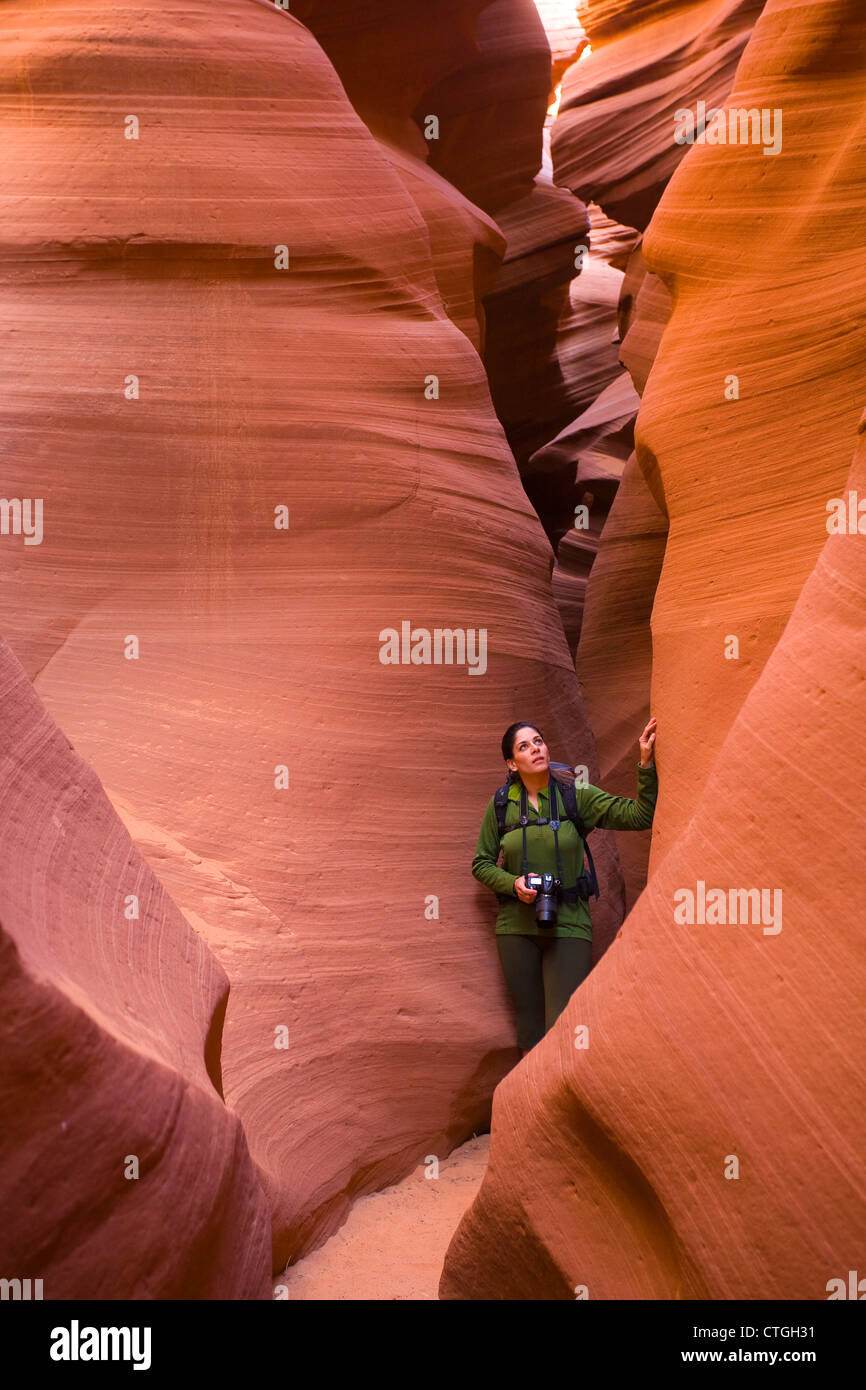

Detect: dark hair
501,722,544,763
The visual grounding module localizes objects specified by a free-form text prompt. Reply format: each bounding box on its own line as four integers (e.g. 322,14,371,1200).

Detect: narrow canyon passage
276,1138,490,1300
272,2,649,1294
1,0,864,1310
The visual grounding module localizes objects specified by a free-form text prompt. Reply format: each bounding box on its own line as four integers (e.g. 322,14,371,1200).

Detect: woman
471,718,658,1056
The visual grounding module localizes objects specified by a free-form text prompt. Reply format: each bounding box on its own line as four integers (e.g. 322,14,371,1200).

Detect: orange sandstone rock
440,0,866,1299
552,0,764,229
570,255,671,905
0,637,271,1299
441,412,866,1299
637,0,866,855
574,452,668,913
416,0,554,215
0,0,629,1268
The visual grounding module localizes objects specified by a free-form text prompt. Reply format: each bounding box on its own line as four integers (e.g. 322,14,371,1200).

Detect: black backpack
493,761,600,902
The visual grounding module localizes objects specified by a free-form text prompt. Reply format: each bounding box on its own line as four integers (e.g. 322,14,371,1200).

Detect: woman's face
507,726,550,778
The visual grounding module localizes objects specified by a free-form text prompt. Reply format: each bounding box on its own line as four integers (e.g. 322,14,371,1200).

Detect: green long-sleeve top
471,762,658,939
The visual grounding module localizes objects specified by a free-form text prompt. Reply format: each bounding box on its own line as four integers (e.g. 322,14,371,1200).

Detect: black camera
524,872,561,925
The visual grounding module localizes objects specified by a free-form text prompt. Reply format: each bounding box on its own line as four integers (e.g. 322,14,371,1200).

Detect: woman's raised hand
514,875,537,903
639,717,657,766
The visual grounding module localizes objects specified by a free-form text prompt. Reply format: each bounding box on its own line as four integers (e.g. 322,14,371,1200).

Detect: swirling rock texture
0,0,633,1277
529,196,641,648
413,0,556,213
618,245,672,395
405,0,595,505
295,0,507,353
0,638,271,1298
535,0,764,654
552,0,766,230
540,0,761,901
562,256,671,905
441,0,866,1299
540,0,763,631
539,371,641,645
572,449,669,911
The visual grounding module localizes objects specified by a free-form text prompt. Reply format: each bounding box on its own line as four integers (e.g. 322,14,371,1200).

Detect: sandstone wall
552,0,765,230
0,638,271,1298
0,0,629,1269
441,0,866,1298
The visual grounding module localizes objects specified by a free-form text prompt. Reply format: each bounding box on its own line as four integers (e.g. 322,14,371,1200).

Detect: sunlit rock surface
551,0,765,229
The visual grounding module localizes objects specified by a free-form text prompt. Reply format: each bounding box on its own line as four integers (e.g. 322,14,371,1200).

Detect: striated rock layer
552,0,765,230
414,0,594,490
416,0,553,214
0,638,271,1299
637,0,866,856
441,410,866,1299
305,0,593,518
441,0,866,1299
565,250,671,905
540,0,759,664
574,452,668,913
297,0,508,353
0,0,630,1268
533,1,589,91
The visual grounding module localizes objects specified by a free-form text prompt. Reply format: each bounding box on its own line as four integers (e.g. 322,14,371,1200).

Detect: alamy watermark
827,1270,866,1299
0,497,43,544
0,1277,43,1299
826,490,866,534
674,102,782,157
673,881,782,935
50,1321,151,1370
379,622,487,675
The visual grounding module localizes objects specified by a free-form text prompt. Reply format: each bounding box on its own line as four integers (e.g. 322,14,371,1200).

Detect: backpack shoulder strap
551,771,601,900
550,770,589,840
493,783,511,837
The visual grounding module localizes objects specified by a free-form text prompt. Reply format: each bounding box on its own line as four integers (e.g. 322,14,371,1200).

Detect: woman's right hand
514,876,537,903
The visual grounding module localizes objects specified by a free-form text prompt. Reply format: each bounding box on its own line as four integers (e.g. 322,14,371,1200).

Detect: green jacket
471,762,658,939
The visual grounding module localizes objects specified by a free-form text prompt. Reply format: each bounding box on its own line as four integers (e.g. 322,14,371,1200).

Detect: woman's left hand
639,717,657,766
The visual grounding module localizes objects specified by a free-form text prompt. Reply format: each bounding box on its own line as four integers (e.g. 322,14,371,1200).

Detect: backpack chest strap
492,778,600,901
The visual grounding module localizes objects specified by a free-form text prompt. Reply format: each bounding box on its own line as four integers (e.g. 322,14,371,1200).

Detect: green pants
496,933,592,1051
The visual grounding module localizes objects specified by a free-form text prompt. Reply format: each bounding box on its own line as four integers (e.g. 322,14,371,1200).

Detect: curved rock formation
441,410,866,1299
552,0,765,230
572,451,668,911
297,0,508,353
0,638,271,1299
564,252,671,904
440,0,866,1299
409,1,594,491
0,0,630,1271
481,180,591,478
305,0,593,509
618,246,672,395
637,0,866,855
534,1,589,91
415,0,554,214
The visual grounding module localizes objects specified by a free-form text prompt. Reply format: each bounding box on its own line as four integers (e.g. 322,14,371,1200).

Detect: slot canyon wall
2,0,862,1301
441,0,866,1299
0,0,629,1285
541,0,766,908
0,637,272,1298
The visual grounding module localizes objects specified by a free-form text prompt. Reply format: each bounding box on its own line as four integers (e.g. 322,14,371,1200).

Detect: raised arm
576,718,659,832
